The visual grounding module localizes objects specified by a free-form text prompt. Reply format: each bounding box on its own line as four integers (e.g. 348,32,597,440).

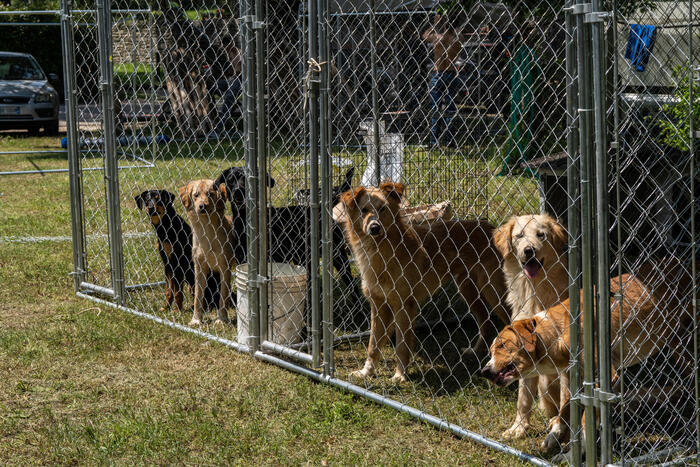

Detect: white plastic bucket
235,262,307,346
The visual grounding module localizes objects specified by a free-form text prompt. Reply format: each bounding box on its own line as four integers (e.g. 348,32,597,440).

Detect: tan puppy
481,260,693,450
493,214,569,439
179,179,236,326
336,182,510,383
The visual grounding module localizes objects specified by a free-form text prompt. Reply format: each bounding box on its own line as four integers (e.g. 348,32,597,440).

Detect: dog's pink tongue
524,262,541,279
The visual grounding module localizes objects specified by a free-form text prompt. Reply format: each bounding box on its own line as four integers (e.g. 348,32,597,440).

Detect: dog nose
197,204,206,213
480,366,494,379
368,222,381,235
523,246,535,260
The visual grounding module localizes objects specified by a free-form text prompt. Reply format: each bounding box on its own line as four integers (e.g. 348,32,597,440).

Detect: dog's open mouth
495,363,517,386
522,257,544,279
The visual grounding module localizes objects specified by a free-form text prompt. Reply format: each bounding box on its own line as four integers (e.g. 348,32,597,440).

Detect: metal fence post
590,0,613,462
308,0,322,369
574,0,597,463
690,1,700,461
611,0,627,462
565,2,582,464
318,0,333,378
242,0,260,353
97,0,125,304
255,0,269,346
61,0,86,292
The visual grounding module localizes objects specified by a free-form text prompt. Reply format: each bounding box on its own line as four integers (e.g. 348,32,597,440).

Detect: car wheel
44,119,59,136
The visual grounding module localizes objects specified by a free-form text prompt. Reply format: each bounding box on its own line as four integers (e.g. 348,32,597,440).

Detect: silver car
0,52,59,135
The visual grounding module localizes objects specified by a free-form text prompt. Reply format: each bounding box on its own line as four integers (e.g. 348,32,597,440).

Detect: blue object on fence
61,137,68,148
624,24,657,72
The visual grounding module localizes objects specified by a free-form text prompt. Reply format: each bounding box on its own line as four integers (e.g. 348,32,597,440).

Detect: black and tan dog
135,189,219,314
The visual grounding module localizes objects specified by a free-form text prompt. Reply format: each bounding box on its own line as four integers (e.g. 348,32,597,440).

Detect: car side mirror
48,73,59,83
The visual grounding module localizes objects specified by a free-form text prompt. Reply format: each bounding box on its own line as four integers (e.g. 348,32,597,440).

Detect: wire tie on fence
609,141,619,150
578,108,593,113
303,58,327,112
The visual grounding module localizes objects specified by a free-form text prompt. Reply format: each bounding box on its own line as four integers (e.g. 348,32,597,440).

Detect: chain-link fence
64,0,699,464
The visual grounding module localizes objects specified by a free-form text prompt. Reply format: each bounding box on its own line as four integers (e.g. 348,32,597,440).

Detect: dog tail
340,166,355,193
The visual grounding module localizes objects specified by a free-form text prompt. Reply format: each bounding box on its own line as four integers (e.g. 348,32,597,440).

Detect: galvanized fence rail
61,0,699,465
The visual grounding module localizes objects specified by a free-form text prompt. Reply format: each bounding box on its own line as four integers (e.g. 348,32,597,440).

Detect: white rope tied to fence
303,58,327,112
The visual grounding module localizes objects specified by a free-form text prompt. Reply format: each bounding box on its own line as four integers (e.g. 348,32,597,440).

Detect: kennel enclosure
61,0,700,465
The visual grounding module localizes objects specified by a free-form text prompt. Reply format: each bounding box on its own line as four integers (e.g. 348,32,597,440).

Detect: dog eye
361,207,369,214
514,232,524,239
537,232,545,239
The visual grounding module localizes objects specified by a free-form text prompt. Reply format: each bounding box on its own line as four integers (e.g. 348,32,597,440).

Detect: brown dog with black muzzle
481,259,693,450
179,179,237,327
335,181,510,383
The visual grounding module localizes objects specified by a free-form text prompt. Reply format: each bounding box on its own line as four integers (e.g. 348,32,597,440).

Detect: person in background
214,33,242,137
422,13,463,148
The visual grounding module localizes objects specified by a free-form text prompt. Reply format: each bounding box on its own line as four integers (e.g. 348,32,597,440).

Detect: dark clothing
429,71,460,146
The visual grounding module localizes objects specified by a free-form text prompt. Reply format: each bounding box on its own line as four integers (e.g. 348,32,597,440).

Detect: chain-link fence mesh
64,0,699,464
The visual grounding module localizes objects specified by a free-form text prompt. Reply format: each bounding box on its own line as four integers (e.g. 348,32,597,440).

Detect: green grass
0,134,554,465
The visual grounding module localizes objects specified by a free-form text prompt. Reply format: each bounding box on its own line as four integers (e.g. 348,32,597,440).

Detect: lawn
0,134,549,465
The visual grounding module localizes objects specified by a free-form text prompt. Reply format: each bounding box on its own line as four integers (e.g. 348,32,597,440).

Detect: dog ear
512,318,538,353
341,187,365,210
218,182,228,200
550,217,568,254
134,192,145,210
493,217,515,258
179,184,191,211
162,191,175,207
379,181,404,203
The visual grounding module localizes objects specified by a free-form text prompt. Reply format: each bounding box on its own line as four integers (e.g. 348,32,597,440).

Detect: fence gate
64,0,700,465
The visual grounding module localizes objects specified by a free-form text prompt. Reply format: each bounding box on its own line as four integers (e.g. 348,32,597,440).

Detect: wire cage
63,0,699,465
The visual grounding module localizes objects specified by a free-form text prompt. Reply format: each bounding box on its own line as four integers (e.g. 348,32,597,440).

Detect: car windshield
0,56,45,80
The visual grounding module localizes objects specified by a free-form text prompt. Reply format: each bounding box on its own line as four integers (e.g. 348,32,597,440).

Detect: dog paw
188,318,202,327
501,423,529,440
390,372,408,384
350,367,375,380
213,318,230,326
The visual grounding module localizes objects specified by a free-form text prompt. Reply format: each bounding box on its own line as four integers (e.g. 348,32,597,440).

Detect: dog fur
481,259,693,450
135,189,219,313
179,179,237,326
336,182,510,383
493,214,569,439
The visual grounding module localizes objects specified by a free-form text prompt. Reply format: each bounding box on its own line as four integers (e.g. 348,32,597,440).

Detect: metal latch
240,15,265,29
251,275,270,285
584,11,612,23
564,3,592,15
595,388,621,404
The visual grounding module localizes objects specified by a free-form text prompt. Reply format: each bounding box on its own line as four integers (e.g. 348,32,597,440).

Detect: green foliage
0,0,59,10
657,65,698,152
